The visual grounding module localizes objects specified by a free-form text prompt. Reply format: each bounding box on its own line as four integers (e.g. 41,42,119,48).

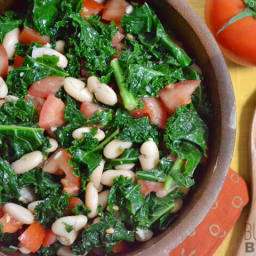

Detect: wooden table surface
186,0,254,255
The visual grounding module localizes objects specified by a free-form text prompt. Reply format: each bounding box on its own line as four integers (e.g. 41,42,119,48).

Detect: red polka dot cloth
170,169,249,256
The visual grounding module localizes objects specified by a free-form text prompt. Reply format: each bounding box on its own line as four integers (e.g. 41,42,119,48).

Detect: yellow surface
186,0,254,255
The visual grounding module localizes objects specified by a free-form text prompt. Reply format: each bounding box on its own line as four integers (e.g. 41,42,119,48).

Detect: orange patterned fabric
170,169,249,256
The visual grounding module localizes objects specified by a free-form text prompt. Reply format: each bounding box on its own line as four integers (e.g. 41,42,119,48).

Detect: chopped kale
38,242,62,256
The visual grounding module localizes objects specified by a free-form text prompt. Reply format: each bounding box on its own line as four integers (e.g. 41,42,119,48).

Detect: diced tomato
0,213,23,233
42,230,57,247
80,101,103,119
139,180,164,196
19,222,46,253
28,76,65,98
159,80,200,114
0,45,8,78
112,242,129,253
112,31,125,48
25,94,45,114
39,94,65,130
14,55,25,68
102,0,129,24
43,149,81,195
68,197,84,212
81,0,104,19
19,27,50,45
130,97,167,129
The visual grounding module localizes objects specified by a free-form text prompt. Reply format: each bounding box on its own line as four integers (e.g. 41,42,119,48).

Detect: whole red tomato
205,0,256,66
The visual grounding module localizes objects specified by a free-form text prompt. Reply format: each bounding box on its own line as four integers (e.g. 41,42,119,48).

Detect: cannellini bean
0,77,8,98
135,228,153,242
5,95,18,102
171,198,183,213
19,244,31,254
32,47,68,68
57,246,86,256
55,40,65,54
115,163,135,170
27,200,44,213
64,77,93,102
179,186,190,195
85,182,98,218
90,160,105,189
126,5,133,14
92,217,101,224
19,187,37,204
97,184,103,192
46,138,58,153
0,100,5,108
72,127,105,141
93,83,117,106
101,170,135,186
11,151,44,174
3,28,20,59
87,76,101,93
94,0,104,3
103,140,132,159
4,203,34,224
98,190,109,209
156,186,177,198
139,140,159,170
8,66,14,72
52,215,87,246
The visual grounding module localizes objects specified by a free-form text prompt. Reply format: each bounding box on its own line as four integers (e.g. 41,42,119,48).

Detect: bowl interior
0,0,236,256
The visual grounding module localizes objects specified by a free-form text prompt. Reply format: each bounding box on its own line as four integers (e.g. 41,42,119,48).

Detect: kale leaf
0,224,19,245
37,242,61,256
7,55,68,98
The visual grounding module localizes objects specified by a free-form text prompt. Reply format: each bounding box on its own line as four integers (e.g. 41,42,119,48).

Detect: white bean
4,203,34,224
52,216,87,246
90,160,105,189
93,0,104,3
92,217,101,224
171,198,183,213
87,76,101,93
55,40,65,54
72,127,105,141
126,5,133,14
8,65,14,72
64,77,93,102
19,244,31,254
98,190,109,209
3,28,20,59
139,140,159,170
85,182,98,218
32,47,68,68
101,170,135,186
5,95,18,102
0,100,5,108
135,228,153,242
115,163,135,170
19,187,37,204
0,77,8,98
11,151,44,174
46,138,58,153
103,140,132,159
93,83,117,106
97,183,103,192
27,200,44,213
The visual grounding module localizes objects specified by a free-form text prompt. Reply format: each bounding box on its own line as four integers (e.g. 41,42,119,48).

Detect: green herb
62,222,73,233
1,246,19,252
0,223,19,245
72,203,90,216
38,242,61,256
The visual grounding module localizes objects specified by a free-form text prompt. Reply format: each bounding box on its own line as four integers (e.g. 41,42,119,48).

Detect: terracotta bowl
0,0,236,255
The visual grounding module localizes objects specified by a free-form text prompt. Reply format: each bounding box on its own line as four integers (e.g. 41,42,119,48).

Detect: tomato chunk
39,94,65,130
112,31,125,48
159,80,201,114
81,0,104,19
0,213,23,233
19,27,50,45
112,242,129,253
80,101,103,119
68,197,84,212
130,97,167,129
25,94,45,114
139,180,164,196
18,222,46,253
42,230,57,247
14,55,25,68
28,76,65,98
43,149,81,195
102,0,129,24
0,45,8,78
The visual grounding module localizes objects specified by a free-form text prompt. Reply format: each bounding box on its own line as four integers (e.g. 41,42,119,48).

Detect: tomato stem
217,1,256,35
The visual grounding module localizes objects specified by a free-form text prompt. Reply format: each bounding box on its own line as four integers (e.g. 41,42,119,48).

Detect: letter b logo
246,242,255,252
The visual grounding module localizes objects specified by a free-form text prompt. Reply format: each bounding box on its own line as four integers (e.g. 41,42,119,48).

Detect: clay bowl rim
0,0,236,255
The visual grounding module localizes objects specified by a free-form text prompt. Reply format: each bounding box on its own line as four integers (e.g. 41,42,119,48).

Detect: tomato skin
130,97,167,129
39,94,65,130
19,27,50,45
0,45,8,78
112,242,129,253
18,222,47,253
102,0,129,24
68,197,84,212
0,213,23,233
81,0,104,18
25,94,45,114
42,230,57,247
139,180,164,196
28,77,65,98
159,80,200,114
80,101,103,119
112,31,125,48
14,55,25,68
205,0,256,66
